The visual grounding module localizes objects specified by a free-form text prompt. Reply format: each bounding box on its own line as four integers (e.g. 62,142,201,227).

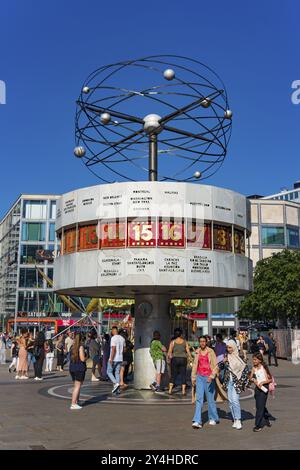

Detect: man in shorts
150,330,167,393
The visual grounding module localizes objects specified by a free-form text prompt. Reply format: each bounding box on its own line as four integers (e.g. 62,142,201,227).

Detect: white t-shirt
110,335,125,362
254,366,267,384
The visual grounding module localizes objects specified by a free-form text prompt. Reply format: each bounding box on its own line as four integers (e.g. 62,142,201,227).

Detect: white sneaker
70,404,82,410
209,420,217,425
235,420,242,430
192,422,202,429
232,420,237,428
91,375,100,382
34,377,39,380
112,383,120,394
15,375,20,379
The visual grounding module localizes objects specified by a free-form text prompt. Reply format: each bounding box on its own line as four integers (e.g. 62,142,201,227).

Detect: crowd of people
0,327,277,431
149,328,277,432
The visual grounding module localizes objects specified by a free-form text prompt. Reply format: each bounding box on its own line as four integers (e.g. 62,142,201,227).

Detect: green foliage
239,249,300,324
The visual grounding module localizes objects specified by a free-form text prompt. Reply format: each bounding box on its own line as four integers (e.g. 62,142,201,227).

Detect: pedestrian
231,330,241,352
119,330,134,389
191,336,219,429
101,333,110,380
0,333,6,364
107,326,125,395
257,335,267,356
16,329,29,379
55,334,65,371
265,332,278,367
27,332,35,372
69,332,87,410
149,330,167,393
64,331,74,364
214,334,227,364
8,336,19,373
250,352,273,432
33,332,46,380
168,328,192,396
221,340,250,430
87,331,101,382
45,340,54,372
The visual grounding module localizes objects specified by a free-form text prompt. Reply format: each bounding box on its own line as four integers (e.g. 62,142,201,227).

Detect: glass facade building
0,194,62,326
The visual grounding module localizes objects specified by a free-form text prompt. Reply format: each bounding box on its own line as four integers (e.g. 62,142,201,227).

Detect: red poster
158,219,185,247
187,221,211,249
100,220,126,248
127,219,157,247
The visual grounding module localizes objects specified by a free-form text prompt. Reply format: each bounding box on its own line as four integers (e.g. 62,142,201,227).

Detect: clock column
134,294,172,389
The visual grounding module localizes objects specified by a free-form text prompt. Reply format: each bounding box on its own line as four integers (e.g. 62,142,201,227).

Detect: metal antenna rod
149,134,158,181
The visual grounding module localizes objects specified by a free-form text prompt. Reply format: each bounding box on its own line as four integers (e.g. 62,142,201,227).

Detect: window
50,201,57,219
78,224,99,251
18,291,55,313
63,228,77,254
157,218,185,247
100,220,126,248
289,193,294,200
49,223,56,242
187,220,211,249
19,268,44,288
234,228,245,254
47,244,55,264
20,244,45,264
21,222,46,241
261,226,285,246
47,268,54,281
23,200,47,219
287,227,300,248
213,224,232,251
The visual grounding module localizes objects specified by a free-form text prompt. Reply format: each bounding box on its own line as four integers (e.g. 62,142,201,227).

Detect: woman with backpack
250,352,273,432
33,332,46,381
119,329,134,389
168,328,192,396
220,340,250,430
69,333,87,410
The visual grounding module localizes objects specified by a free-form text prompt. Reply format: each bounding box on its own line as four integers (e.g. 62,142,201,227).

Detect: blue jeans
106,361,122,385
227,378,241,420
193,375,219,424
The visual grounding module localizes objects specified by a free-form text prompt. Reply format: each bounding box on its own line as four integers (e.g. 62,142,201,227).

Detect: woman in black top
69,333,87,410
33,332,46,380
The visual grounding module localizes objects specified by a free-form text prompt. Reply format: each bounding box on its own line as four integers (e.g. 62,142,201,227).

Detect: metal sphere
163,69,175,81
224,109,233,119
82,86,90,94
100,112,111,125
74,146,86,158
143,114,162,134
194,171,202,179
201,98,211,108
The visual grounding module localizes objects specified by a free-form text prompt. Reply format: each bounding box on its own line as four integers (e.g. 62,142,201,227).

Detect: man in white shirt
107,326,125,394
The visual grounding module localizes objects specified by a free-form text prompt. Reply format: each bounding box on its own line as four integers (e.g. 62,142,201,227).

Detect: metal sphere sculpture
75,55,232,183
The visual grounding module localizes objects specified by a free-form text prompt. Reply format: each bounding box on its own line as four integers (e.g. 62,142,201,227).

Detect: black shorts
70,371,86,382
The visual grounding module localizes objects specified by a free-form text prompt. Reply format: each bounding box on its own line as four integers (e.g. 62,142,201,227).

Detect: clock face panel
137,302,153,316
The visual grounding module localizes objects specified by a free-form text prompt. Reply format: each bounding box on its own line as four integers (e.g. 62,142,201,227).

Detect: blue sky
0,0,299,218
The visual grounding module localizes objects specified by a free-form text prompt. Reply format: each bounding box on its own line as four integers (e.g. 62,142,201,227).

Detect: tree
239,249,300,327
